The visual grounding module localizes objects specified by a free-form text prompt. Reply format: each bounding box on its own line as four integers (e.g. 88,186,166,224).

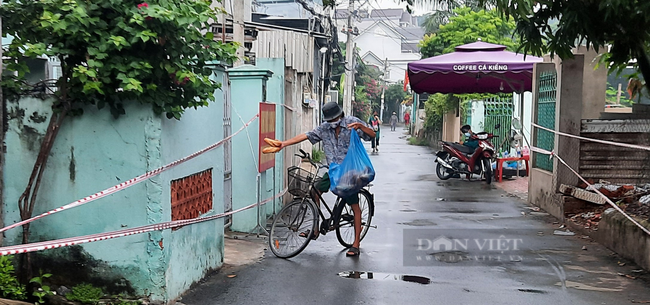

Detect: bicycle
269,149,375,258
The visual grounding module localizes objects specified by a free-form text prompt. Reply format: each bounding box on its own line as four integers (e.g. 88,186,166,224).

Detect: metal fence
534,71,558,172
483,96,514,154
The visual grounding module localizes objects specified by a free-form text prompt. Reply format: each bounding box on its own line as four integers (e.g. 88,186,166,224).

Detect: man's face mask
465,132,471,137
328,118,341,129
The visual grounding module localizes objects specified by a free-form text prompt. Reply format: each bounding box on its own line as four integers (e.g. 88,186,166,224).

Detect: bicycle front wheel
336,190,374,248
269,199,318,258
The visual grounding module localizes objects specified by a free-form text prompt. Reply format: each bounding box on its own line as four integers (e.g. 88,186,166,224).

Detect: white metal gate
223,74,233,228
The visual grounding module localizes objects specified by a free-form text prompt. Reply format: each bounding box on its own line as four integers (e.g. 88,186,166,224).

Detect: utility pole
232,0,246,66
379,58,388,122
342,0,355,115
319,47,328,125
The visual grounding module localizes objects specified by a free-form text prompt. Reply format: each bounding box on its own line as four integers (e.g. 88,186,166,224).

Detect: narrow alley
182,127,650,305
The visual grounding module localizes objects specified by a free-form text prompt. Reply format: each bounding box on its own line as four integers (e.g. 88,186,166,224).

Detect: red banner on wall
259,102,276,173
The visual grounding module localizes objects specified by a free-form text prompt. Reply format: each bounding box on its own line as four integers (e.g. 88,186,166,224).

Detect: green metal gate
534,71,557,172
483,96,513,154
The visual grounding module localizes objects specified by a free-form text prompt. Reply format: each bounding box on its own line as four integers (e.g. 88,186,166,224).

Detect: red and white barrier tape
0,188,287,256
532,123,650,152
0,115,260,234
530,147,650,236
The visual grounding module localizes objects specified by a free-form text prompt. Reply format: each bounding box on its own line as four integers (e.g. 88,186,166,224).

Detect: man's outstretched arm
280,134,309,149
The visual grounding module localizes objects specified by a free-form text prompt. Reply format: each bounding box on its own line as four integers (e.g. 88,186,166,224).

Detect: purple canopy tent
407,41,543,94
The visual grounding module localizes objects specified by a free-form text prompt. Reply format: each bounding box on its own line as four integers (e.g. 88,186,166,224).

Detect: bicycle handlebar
295,148,327,170
298,149,309,159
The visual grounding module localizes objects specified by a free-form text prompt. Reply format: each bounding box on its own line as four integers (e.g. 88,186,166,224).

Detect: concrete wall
161,66,229,300
575,46,608,120
256,58,286,215
4,98,157,293
555,55,584,189
595,208,650,271
528,169,564,220
530,52,604,219
442,109,460,142
227,65,272,233
3,65,236,302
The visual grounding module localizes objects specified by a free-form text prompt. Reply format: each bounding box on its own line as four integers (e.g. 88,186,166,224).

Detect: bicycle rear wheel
269,199,317,258
336,190,374,248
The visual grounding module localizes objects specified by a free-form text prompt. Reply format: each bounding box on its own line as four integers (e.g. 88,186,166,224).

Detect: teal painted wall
3,65,230,302
228,65,272,233
256,58,285,216
161,66,228,300
4,97,160,295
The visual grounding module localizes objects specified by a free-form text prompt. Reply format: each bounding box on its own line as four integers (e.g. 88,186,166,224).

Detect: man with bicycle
274,102,375,257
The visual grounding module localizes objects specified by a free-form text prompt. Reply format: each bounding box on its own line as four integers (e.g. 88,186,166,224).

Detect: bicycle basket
287,166,316,197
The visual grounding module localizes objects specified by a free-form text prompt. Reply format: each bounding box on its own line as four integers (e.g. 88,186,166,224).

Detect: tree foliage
483,0,650,92
418,7,517,59
384,83,408,115
423,93,451,133
1,0,238,119
420,0,482,34
409,0,650,91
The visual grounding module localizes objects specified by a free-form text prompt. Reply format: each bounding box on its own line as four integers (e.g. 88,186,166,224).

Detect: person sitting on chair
461,125,479,151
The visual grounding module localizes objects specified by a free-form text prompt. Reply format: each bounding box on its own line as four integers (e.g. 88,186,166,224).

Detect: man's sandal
299,230,319,240
346,247,360,257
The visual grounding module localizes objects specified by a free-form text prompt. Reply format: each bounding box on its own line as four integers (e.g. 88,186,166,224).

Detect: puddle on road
518,288,547,294
399,219,437,226
400,209,418,213
557,281,623,292
338,271,431,285
440,209,479,214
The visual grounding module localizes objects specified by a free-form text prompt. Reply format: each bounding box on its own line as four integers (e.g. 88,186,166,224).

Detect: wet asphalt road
182,127,650,305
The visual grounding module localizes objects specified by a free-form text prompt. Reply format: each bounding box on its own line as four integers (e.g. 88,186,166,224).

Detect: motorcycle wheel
436,162,454,180
483,158,492,184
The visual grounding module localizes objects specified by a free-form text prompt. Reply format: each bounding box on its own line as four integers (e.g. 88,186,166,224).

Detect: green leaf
1,0,237,119
87,60,103,68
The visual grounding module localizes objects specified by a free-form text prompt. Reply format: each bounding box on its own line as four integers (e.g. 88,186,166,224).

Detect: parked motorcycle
434,132,498,184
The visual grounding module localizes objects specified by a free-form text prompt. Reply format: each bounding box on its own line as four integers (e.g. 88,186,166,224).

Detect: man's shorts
314,172,359,205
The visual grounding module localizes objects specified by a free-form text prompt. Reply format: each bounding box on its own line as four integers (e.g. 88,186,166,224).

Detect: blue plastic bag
329,131,375,198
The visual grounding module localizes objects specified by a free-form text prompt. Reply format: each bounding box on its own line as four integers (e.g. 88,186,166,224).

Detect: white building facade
335,8,424,83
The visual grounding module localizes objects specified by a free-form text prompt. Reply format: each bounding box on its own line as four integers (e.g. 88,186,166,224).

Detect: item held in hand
262,146,281,154
264,138,282,147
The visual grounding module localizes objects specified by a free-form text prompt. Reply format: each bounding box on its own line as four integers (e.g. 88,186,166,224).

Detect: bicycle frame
289,148,373,233
291,183,343,229
268,149,376,258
